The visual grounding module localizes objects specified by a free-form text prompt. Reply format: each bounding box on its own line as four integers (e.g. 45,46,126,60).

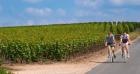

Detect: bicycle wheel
123,50,127,62
111,56,114,62
110,53,114,62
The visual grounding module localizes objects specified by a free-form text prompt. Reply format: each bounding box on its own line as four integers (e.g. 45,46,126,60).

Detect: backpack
121,34,128,43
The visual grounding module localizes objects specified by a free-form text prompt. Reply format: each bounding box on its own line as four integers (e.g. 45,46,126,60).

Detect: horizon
0,21,139,28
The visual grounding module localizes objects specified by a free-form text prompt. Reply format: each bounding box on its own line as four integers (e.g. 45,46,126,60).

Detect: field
0,22,140,63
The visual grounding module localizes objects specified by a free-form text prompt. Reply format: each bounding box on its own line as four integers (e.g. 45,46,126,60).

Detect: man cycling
105,32,116,58
120,32,131,58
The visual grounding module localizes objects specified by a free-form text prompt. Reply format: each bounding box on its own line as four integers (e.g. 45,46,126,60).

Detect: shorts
107,43,115,47
121,42,129,47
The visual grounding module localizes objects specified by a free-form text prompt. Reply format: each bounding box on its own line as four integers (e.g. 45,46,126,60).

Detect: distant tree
117,23,124,34
127,23,135,32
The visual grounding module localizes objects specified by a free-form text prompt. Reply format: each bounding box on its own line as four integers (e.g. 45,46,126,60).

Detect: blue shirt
106,35,115,44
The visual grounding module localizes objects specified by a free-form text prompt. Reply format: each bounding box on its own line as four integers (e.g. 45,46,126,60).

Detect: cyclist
120,32,131,58
105,32,116,58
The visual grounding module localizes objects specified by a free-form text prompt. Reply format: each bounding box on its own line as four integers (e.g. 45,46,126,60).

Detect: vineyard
0,22,140,63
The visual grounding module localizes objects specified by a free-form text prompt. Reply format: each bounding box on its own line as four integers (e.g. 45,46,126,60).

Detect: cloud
109,0,140,6
75,0,103,9
108,8,127,14
75,0,140,7
26,7,67,17
109,0,124,5
57,8,66,16
75,0,140,8
23,0,44,3
75,9,109,17
26,7,53,16
127,0,140,5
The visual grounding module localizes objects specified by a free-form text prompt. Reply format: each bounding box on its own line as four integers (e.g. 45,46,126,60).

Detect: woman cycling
105,32,116,58
120,32,131,58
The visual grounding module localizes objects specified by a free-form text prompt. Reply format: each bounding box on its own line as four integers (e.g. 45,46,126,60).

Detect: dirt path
6,48,109,74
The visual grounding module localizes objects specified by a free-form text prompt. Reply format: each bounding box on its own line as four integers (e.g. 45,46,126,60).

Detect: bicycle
122,48,127,62
107,44,116,63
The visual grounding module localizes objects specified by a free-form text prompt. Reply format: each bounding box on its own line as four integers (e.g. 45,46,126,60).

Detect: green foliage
110,24,117,34
0,22,138,63
128,23,135,32
117,24,124,34
104,23,110,33
122,23,130,33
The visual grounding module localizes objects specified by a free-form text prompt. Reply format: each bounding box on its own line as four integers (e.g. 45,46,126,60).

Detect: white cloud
75,9,109,17
128,0,140,5
108,8,127,14
23,0,44,3
57,8,66,16
75,0,103,9
109,0,124,5
26,7,67,17
109,0,140,5
75,0,140,7
26,7,52,16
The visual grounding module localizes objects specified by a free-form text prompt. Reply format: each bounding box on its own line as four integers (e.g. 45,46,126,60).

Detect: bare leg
112,47,115,55
126,44,129,54
111,47,116,58
125,44,130,58
108,46,111,58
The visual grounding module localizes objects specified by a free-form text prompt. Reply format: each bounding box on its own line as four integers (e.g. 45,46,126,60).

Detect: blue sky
0,0,140,26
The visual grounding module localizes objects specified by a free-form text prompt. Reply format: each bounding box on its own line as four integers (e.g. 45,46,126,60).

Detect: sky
0,0,140,26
